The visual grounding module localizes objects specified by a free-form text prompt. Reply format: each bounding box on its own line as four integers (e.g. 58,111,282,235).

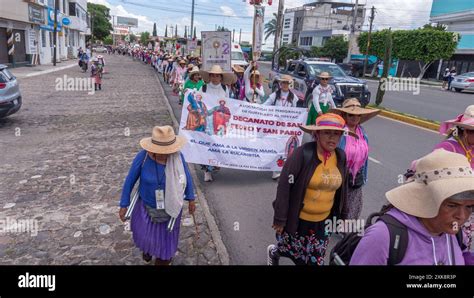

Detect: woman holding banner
268,113,354,265
244,61,265,103
198,65,236,182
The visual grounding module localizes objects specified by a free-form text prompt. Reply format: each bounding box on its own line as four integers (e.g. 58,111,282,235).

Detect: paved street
0,54,220,265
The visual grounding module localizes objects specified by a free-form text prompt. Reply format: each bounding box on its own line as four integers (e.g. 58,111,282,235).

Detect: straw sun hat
318,72,332,79
329,98,381,124
277,74,294,84
200,65,237,85
386,149,474,218
439,105,474,134
140,126,187,154
299,113,358,138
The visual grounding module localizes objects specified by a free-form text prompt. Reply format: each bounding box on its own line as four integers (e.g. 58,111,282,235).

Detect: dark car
269,58,371,108
0,64,22,118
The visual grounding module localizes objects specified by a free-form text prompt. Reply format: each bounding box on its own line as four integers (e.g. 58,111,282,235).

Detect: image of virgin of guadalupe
285,135,299,157
184,92,208,132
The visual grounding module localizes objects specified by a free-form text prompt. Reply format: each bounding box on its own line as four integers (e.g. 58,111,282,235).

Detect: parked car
0,64,22,118
450,72,474,93
94,46,107,53
269,58,371,108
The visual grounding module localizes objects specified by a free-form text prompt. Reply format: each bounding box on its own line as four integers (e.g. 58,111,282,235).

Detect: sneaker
204,171,213,182
272,172,281,180
267,244,279,266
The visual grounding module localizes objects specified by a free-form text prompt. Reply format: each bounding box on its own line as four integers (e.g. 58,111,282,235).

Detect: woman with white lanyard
244,61,265,103
263,75,298,180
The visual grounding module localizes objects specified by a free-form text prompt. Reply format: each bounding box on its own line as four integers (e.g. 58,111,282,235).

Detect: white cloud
220,6,237,17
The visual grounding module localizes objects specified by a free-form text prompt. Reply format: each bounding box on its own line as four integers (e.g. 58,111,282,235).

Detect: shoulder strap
380,214,409,265
273,90,281,106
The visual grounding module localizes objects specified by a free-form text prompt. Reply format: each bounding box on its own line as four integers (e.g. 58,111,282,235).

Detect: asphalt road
161,64,446,265
258,61,473,123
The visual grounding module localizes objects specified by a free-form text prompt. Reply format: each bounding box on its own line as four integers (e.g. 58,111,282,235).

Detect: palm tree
264,13,277,41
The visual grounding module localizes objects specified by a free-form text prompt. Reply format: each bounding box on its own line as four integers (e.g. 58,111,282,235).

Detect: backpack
329,205,465,265
202,83,227,93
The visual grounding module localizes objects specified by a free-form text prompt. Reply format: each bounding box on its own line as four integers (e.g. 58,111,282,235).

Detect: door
0,28,8,64
12,30,27,63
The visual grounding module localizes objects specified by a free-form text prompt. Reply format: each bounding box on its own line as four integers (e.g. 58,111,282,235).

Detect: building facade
429,0,474,76
282,0,365,49
0,0,89,66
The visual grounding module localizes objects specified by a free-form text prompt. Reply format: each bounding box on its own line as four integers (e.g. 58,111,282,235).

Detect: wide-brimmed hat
139,126,187,154
439,105,474,134
189,66,200,76
299,113,358,138
200,65,236,85
187,63,195,69
386,149,474,218
97,55,103,59
318,72,332,79
329,98,380,124
278,75,294,84
232,65,245,73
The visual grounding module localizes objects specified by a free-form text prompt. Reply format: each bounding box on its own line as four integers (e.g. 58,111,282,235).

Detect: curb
152,68,231,265
368,106,440,132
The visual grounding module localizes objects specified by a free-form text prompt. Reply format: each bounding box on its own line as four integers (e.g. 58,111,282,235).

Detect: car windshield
308,64,347,77
231,51,245,61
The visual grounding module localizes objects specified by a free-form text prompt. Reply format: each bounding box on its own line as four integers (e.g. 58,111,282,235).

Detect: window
284,18,291,29
308,64,347,77
48,0,54,7
300,37,313,46
287,62,297,72
41,30,46,47
69,2,76,16
296,64,307,77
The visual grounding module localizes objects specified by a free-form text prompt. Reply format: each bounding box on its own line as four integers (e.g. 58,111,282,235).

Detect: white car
450,72,474,93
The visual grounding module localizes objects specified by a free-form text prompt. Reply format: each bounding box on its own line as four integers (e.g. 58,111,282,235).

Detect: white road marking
369,156,382,165
24,63,77,78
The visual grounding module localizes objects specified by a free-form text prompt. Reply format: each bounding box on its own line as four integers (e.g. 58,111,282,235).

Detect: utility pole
112,15,115,46
233,29,235,42
190,0,195,40
239,28,242,44
90,12,94,53
345,0,359,63
53,0,58,66
362,6,375,77
274,0,284,52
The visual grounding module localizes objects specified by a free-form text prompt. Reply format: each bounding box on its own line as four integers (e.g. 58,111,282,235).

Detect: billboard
116,16,138,27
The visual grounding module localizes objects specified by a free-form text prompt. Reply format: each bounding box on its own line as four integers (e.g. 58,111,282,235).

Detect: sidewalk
9,61,78,79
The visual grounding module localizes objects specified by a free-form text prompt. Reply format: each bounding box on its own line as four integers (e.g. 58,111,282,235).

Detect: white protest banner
201,31,232,72
178,90,308,172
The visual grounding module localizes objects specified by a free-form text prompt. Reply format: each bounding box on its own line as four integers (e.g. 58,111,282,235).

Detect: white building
282,0,365,49
0,0,89,66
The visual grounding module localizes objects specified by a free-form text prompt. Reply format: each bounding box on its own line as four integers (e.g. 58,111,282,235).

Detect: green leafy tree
129,33,137,43
264,13,277,41
312,36,348,62
165,25,168,37
103,35,113,45
140,31,150,44
375,28,392,106
421,23,447,31
87,3,113,42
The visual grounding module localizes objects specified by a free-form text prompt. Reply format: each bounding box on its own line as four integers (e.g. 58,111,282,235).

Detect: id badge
155,189,165,210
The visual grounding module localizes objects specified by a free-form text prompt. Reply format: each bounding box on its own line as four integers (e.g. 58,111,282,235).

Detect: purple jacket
350,208,465,265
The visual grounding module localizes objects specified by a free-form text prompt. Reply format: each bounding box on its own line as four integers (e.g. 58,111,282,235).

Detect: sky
87,0,434,50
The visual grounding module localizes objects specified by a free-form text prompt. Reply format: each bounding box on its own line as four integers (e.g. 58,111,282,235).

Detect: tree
359,28,459,79
87,3,113,41
264,13,277,41
175,24,178,37
153,23,157,36
165,25,168,37
311,36,348,62
375,28,392,106
421,23,447,31
140,31,150,44
217,26,230,32
103,35,113,45
129,34,137,43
